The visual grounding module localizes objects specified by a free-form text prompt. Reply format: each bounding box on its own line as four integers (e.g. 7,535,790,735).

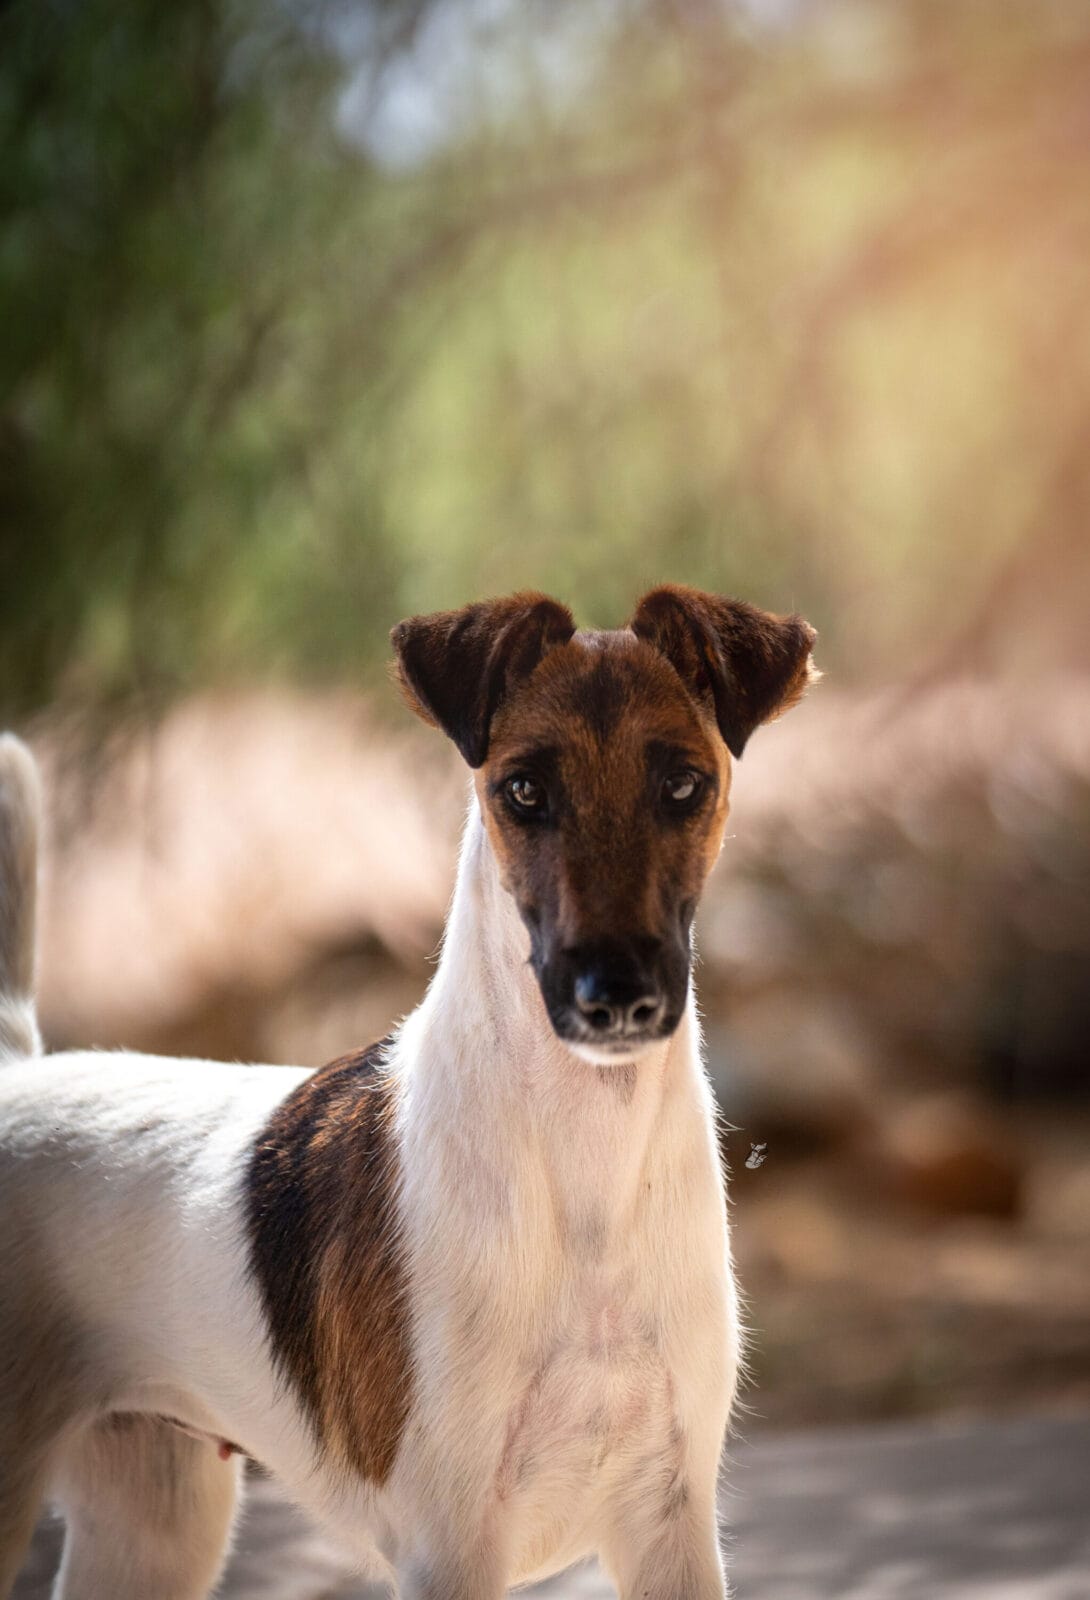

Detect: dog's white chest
495,1287,674,1582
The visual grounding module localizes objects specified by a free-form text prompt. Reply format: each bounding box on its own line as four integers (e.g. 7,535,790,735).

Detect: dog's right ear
390,593,576,767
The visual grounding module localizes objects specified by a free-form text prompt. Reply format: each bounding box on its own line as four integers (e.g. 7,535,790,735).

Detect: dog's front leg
602,1487,727,1600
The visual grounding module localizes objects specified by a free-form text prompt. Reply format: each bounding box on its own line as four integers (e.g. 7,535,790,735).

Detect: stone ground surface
16,1413,1089,1599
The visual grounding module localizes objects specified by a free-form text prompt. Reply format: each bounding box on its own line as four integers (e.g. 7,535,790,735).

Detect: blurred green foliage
3,0,1090,718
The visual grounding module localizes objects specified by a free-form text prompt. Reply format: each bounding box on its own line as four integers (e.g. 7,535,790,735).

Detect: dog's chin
561,1035,667,1068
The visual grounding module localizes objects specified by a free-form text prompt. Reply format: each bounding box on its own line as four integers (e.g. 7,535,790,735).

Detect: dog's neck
398,796,699,1238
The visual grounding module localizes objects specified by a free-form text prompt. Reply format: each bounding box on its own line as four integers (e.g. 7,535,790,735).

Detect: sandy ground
15,1412,1090,1599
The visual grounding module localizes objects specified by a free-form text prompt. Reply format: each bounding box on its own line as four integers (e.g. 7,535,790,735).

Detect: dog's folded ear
630,585,818,757
390,593,576,766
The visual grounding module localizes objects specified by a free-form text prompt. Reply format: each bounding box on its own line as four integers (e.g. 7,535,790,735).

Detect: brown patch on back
246,1039,411,1483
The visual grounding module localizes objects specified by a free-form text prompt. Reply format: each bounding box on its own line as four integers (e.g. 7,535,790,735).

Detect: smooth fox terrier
0,586,816,1599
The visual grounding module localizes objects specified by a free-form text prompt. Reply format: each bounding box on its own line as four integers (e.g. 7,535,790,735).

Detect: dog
0,585,816,1599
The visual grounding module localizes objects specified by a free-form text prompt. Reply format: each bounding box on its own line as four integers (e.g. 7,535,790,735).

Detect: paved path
15,1414,1089,1598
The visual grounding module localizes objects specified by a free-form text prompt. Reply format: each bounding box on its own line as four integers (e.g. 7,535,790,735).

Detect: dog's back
0,738,309,1599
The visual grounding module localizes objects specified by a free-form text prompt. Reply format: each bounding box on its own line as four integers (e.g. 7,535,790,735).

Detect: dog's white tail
0,733,43,1060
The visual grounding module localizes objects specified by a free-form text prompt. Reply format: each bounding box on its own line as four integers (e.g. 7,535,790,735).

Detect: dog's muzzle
535,937,687,1058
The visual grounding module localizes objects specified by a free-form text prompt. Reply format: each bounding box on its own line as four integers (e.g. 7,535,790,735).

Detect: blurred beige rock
707,993,876,1152
35,693,460,1064
879,1091,1023,1219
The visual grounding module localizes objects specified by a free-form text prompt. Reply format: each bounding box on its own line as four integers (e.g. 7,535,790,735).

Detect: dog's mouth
560,1030,676,1067
543,999,683,1065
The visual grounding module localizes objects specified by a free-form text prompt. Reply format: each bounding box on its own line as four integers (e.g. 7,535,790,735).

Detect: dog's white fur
0,735,739,1599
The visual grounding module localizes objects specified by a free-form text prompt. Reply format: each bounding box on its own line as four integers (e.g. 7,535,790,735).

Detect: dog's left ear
630,584,818,757
390,592,576,767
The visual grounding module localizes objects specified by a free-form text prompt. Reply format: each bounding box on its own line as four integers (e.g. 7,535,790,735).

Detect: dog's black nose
573,969,665,1037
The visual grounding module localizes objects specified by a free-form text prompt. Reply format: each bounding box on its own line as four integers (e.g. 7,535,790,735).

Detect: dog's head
391,587,816,1063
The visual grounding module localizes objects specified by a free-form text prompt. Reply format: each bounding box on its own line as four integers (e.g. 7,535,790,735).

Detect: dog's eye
505,775,546,813
662,770,702,809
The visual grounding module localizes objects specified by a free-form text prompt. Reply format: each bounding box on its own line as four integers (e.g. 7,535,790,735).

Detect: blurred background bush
3,0,1088,1431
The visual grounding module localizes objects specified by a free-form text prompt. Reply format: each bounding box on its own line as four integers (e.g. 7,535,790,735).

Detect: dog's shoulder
245,1035,413,1484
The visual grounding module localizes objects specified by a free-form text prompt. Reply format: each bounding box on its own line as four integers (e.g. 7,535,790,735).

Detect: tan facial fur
474,631,730,941
394,586,815,1055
